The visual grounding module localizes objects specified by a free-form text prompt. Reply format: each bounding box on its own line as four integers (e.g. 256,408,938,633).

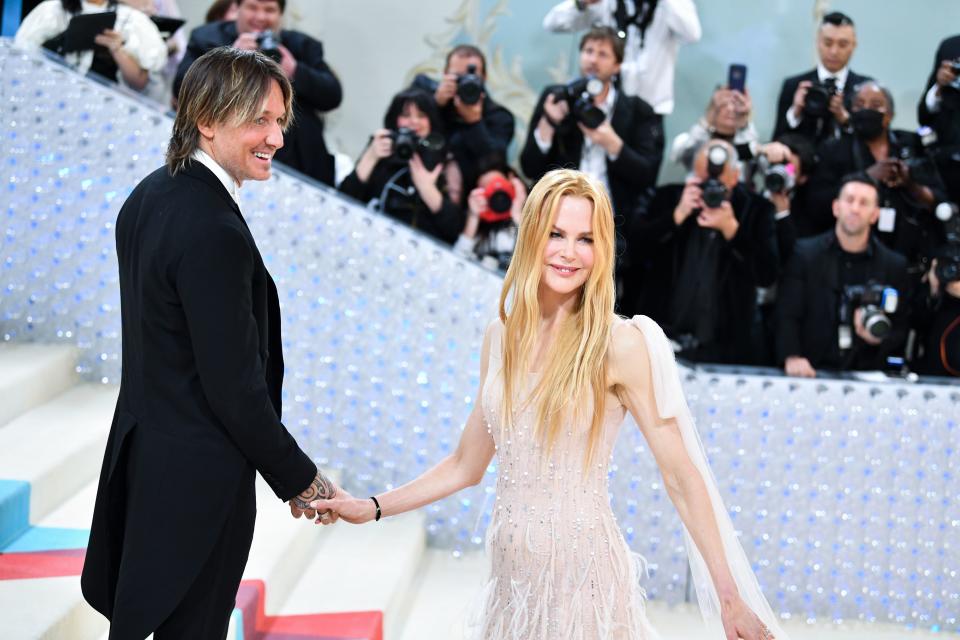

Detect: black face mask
851,108,885,140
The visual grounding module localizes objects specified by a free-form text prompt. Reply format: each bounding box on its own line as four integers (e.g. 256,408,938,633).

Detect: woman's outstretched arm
311,323,497,524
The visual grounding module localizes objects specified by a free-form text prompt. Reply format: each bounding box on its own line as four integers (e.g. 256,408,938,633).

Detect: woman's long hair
497,169,616,469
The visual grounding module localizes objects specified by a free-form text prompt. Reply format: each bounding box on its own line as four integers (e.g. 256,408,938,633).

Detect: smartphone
727,63,747,93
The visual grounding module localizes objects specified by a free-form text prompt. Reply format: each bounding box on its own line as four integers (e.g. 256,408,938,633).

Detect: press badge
838,324,853,350
878,207,897,232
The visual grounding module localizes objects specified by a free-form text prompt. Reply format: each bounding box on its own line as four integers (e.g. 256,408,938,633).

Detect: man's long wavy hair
497,169,616,469
166,47,293,175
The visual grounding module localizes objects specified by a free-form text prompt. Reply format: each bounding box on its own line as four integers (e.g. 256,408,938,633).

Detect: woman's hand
311,487,378,525
720,596,776,640
509,176,527,223
409,154,445,213
94,28,125,54
355,129,394,183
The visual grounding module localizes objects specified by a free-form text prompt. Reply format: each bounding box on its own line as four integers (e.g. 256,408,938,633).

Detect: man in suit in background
175,0,342,186
772,11,871,145
81,47,335,639
918,33,960,203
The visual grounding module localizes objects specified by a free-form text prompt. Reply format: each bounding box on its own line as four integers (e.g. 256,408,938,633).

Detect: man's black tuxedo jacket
772,68,872,142
519,85,664,224
80,161,316,637
175,21,343,186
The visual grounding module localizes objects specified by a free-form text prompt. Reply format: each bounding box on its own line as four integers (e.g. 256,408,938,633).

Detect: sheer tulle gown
469,317,662,640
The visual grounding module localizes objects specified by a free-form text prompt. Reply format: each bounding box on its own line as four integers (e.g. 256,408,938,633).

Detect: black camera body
699,144,730,209
389,128,445,168
256,30,282,63
935,202,960,283
756,154,796,194
457,64,485,105
804,77,839,119
552,76,606,129
840,283,899,341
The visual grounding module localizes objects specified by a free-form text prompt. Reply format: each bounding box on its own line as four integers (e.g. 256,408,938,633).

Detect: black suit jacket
519,85,664,225
775,231,910,370
918,35,960,202
772,68,872,142
918,35,960,133
80,161,316,637
175,21,343,186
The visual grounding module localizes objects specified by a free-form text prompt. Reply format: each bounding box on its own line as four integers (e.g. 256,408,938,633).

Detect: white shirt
14,0,167,86
784,63,851,129
543,0,701,114
192,149,242,208
532,85,619,196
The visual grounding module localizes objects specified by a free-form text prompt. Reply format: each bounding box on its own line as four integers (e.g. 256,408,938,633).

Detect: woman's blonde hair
497,169,616,468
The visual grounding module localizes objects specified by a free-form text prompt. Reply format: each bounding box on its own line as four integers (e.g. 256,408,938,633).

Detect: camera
457,64,484,105
756,154,796,194
552,76,606,129
700,144,730,209
389,127,445,167
840,283,899,341
804,77,838,119
934,202,960,283
479,175,516,223
256,30,282,63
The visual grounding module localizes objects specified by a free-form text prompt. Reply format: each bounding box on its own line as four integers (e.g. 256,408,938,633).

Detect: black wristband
370,496,382,521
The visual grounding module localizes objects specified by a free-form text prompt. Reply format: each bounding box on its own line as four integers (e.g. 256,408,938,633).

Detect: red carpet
0,548,85,580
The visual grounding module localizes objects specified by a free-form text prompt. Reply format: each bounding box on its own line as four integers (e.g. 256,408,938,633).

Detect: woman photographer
453,155,527,272
15,0,167,92
339,88,465,245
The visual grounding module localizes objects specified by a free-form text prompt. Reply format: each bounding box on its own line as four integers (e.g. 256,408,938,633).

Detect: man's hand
853,308,884,346
434,73,458,107
785,355,816,378
453,95,483,124
673,177,703,226
543,92,570,125
94,29,125,54
828,92,849,126
277,44,298,79
759,142,791,165
791,80,812,119
936,59,958,89
697,200,739,241
311,488,379,525
232,32,259,51
289,470,337,520
578,120,623,157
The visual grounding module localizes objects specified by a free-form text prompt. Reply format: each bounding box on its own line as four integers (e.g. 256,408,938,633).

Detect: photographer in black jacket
777,174,910,377
918,34,960,204
175,0,342,186
411,45,516,192
630,139,779,364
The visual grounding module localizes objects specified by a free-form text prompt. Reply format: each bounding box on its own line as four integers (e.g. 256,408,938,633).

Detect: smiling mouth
254,152,272,161
550,264,580,275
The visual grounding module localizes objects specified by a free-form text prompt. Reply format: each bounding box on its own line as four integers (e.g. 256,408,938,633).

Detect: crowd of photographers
14,0,960,379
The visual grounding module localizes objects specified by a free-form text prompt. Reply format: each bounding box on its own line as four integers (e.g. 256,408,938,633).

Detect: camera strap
613,0,659,46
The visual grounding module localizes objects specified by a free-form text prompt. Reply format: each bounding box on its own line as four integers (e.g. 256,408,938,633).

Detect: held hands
288,471,338,523
720,596,777,640
310,487,379,525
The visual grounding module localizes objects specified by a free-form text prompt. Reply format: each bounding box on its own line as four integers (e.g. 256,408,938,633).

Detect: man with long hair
80,47,334,638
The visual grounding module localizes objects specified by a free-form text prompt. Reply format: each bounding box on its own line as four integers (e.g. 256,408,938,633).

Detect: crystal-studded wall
1,41,957,632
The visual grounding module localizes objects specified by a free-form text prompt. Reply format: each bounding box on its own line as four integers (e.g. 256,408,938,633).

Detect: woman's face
396,102,431,138
540,195,595,297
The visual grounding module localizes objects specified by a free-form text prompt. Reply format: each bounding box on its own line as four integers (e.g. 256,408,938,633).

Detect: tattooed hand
289,471,337,521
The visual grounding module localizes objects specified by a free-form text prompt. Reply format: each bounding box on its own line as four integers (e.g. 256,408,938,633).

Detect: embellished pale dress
470,318,662,640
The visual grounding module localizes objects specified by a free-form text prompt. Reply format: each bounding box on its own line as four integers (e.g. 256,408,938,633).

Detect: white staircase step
0,384,117,524
0,343,78,429
279,510,426,640
398,549,487,640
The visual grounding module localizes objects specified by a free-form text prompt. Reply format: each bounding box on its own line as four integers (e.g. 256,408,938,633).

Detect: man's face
198,79,286,185
833,181,880,236
579,38,620,84
235,0,282,34
852,84,893,130
817,23,856,73
446,53,485,79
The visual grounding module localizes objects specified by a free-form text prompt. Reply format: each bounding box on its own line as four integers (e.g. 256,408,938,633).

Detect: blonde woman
312,169,786,640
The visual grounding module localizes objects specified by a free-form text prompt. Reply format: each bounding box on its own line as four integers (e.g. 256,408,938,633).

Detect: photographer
542,0,701,117
670,85,758,168
911,254,960,377
755,133,818,248
776,174,910,378
410,45,516,191
339,89,464,245
807,81,946,272
918,35,960,204
174,0,342,186
629,140,779,364
15,0,167,91
453,155,527,272
772,12,871,145
520,26,664,237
